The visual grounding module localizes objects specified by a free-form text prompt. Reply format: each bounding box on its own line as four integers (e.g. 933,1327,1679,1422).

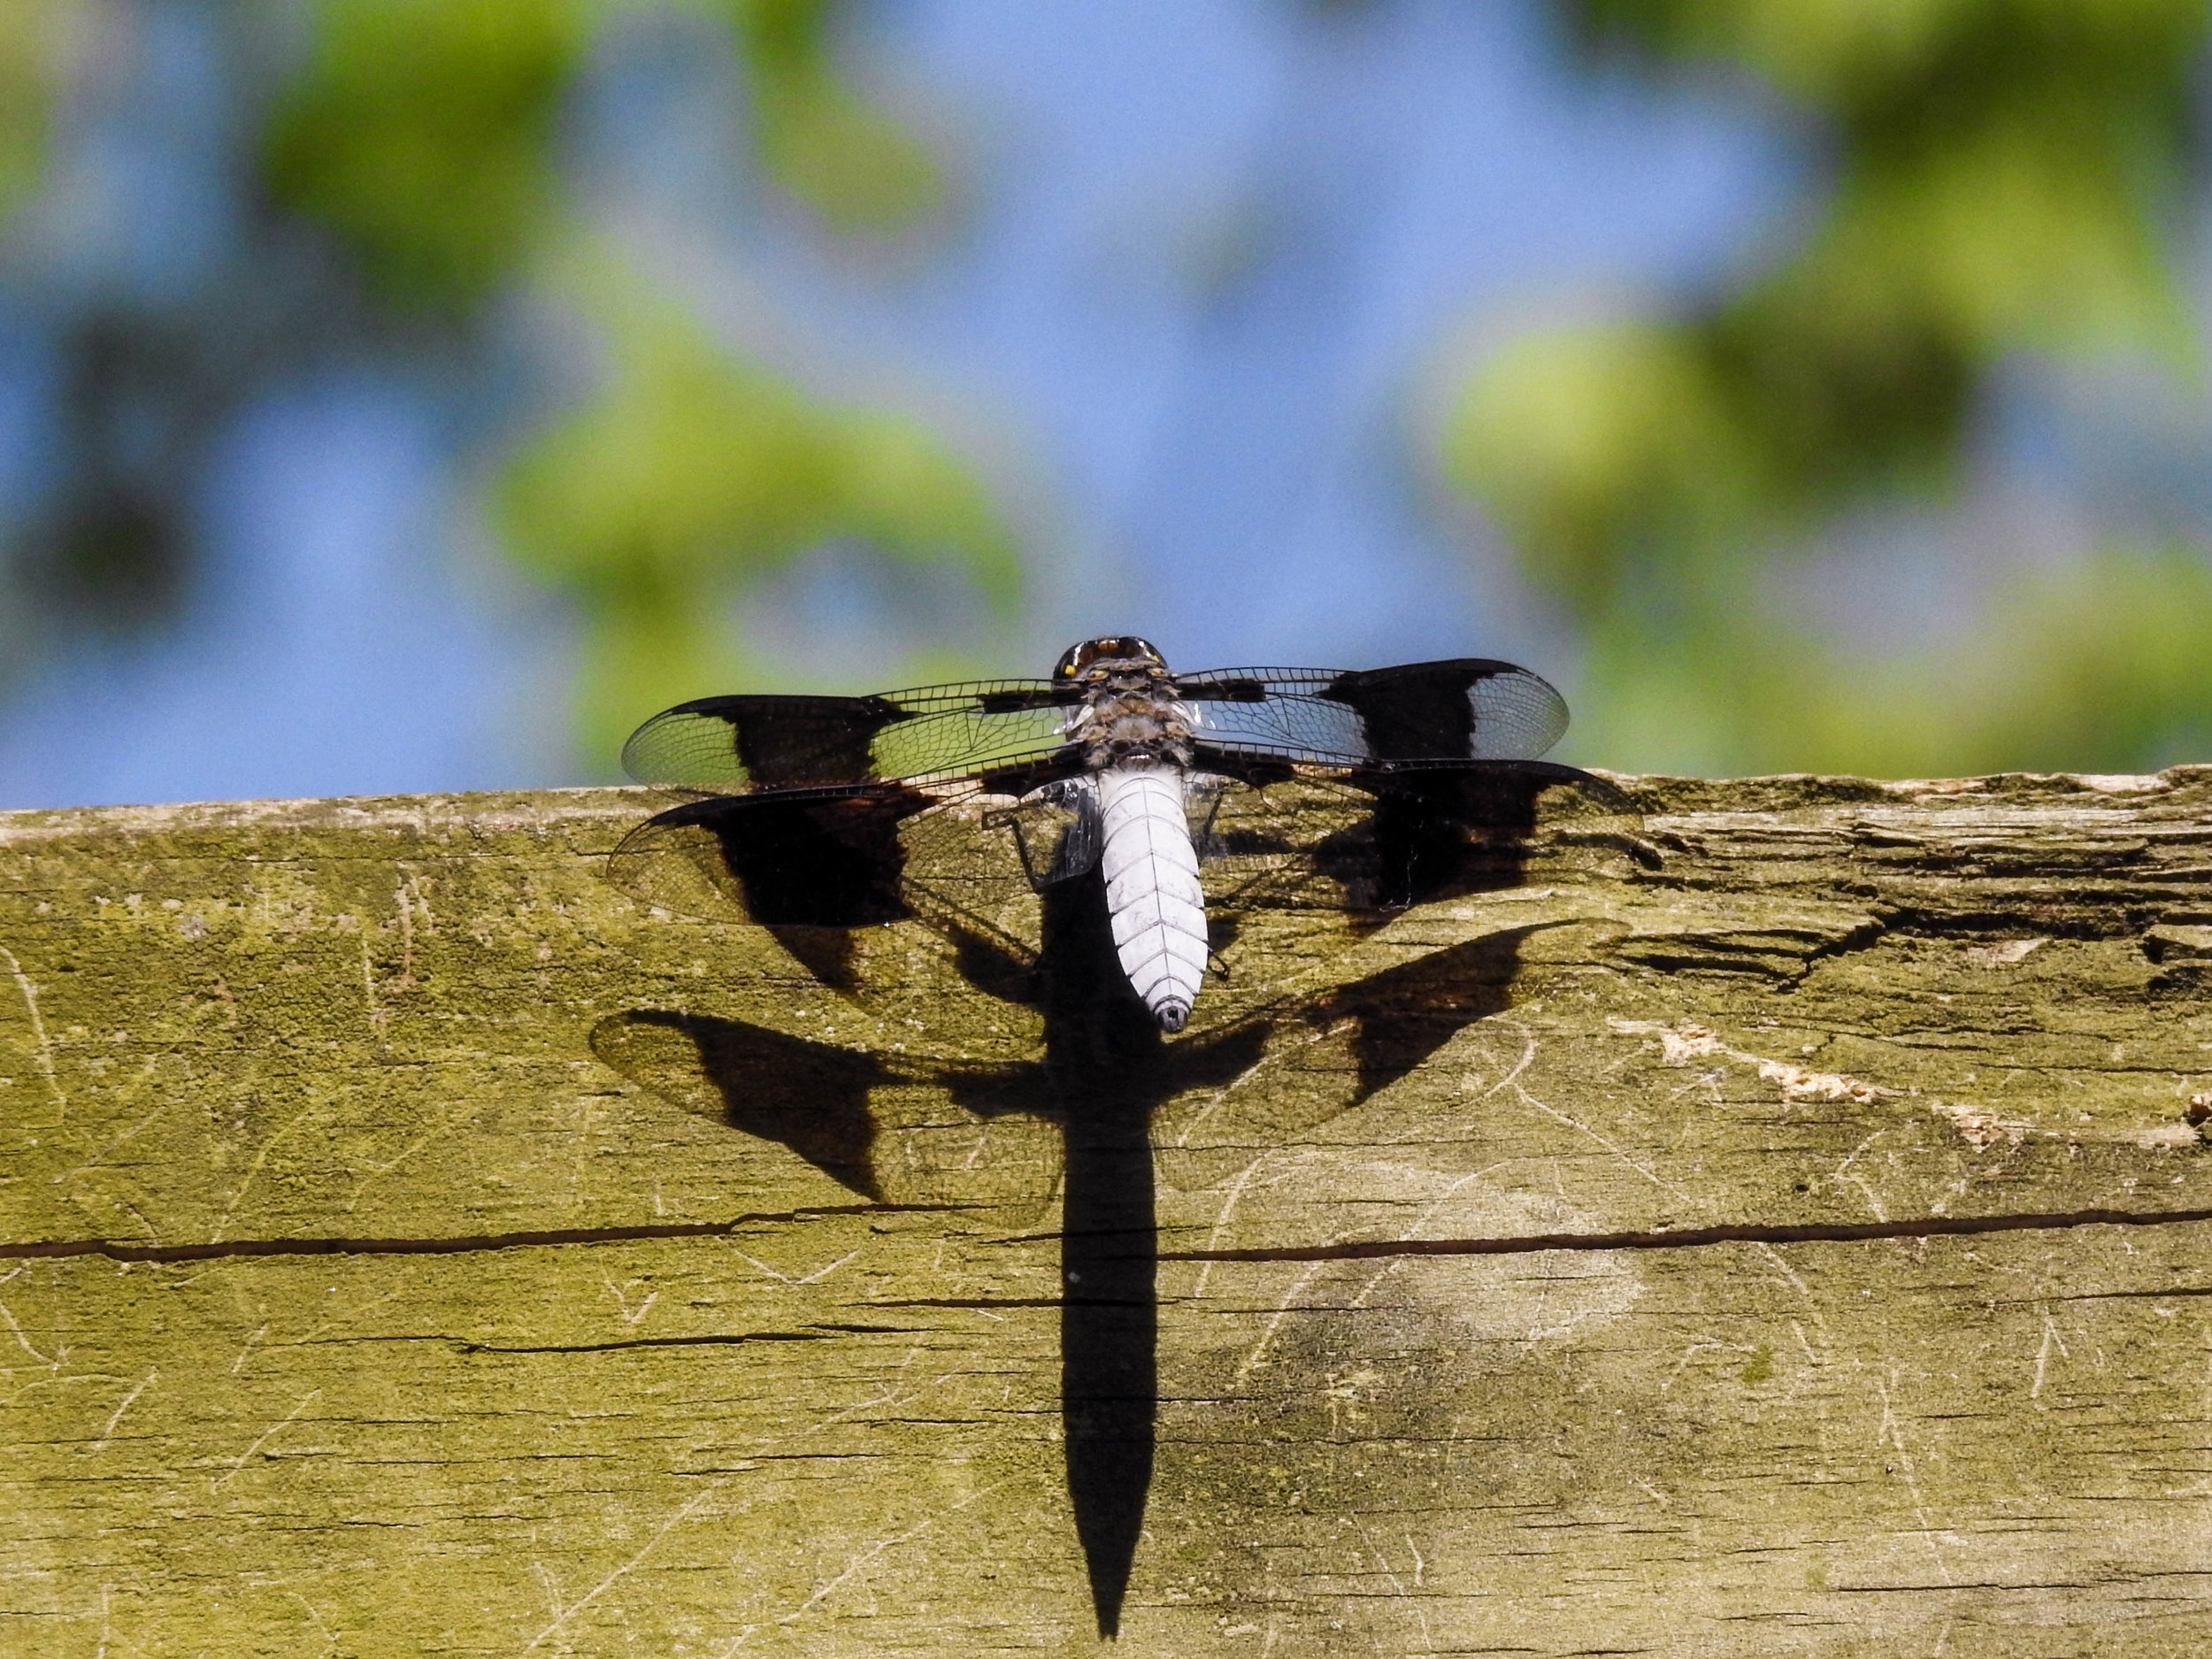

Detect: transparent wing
605,779,1064,1044
620,678,1078,792
607,783,941,926
1177,659,1571,765
1152,927,1536,1193
603,757,1634,1025
985,775,1102,887
1191,757,1633,916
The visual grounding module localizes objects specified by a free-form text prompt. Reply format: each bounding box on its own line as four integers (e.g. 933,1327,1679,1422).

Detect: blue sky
0,0,1816,803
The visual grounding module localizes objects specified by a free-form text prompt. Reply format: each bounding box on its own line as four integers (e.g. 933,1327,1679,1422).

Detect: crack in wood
465,1333,850,1355
0,1205,970,1263
1158,1205,2212,1263
7,1204,2210,1268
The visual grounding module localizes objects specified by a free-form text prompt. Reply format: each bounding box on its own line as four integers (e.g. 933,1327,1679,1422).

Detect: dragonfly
597,637,1637,1638
608,636,1628,1020
598,634,1636,1203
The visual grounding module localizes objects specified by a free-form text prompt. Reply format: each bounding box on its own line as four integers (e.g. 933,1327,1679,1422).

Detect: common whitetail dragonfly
606,634,1631,1042
599,637,1634,1637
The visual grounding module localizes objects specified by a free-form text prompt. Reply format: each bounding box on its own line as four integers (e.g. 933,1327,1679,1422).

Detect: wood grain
4,772,2211,1655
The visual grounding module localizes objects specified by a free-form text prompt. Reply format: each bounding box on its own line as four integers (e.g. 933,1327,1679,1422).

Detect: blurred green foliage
12,0,2208,785
0,1,70,229
1583,545,2212,777
495,281,1018,765
1449,0,2212,775
263,0,582,312
726,0,946,232
263,1,945,313
257,0,1002,768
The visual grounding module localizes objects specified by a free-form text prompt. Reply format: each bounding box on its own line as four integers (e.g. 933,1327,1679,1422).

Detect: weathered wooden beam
4,772,2212,1655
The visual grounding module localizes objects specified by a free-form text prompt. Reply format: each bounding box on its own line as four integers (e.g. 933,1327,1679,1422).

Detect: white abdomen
1095,766,1207,1031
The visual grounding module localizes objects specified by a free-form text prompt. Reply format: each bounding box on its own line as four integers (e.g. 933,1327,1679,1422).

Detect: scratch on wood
1872,1368,1955,1589
282,1586,342,1655
1748,1241,1831,1334
713,1477,1017,1655
0,941,65,1118
1232,1258,1330,1386
211,1388,321,1489
2031,1310,2071,1402
520,1481,730,1655
603,1275,661,1325
392,874,432,994
358,926,385,1037
210,1109,325,1243
88,1371,155,1450
50,1096,171,1189
727,1248,862,1287
342,1102,488,1210
228,1324,268,1375
1188,1156,1273,1301
1350,1517,1432,1650
1511,1079,1690,1204
0,1271,60,1369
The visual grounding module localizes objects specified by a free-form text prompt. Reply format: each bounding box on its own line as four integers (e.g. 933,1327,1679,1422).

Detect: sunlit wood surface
4,773,2212,1656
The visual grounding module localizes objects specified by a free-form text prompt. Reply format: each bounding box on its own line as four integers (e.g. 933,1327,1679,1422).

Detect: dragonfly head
1055,636,1169,682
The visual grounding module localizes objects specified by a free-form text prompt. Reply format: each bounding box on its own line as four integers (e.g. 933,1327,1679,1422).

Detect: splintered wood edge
0,785,656,841
4,764,2208,840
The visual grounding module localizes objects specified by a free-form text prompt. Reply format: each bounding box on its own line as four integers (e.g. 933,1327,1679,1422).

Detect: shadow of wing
1153,926,1538,1192
592,1010,1062,1217
607,781,1056,1036
1194,759,1638,918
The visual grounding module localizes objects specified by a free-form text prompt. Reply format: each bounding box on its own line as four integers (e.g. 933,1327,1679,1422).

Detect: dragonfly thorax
1064,658,1194,772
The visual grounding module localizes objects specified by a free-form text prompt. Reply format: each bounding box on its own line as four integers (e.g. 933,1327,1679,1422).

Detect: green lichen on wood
4,773,2212,1655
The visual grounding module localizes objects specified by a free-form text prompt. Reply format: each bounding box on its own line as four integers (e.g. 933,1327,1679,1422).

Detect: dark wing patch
606,778,1065,1022
608,785,936,927
622,695,908,790
1176,659,1569,764
1191,758,1635,915
621,680,1075,791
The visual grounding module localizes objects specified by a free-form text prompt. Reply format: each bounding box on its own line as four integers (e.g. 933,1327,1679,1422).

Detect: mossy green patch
5,773,2212,1653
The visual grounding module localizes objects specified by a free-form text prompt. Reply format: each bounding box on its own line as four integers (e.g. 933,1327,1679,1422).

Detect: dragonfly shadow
591,913,1535,1640
589,1010,896,1201
596,646,1640,1636
1023,875,1282,1640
